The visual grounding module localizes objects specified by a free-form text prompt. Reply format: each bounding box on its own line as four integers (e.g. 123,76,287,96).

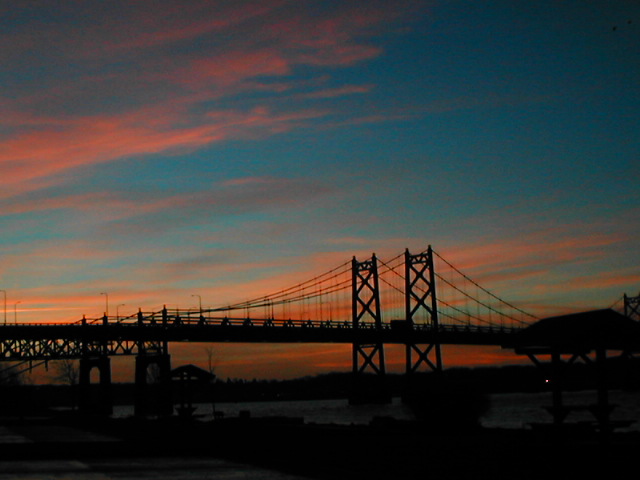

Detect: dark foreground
1,414,639,479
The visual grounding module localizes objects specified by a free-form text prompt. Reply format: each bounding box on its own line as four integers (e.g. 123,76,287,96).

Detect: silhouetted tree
0,362,27,386
54,359,79,386
53,359,79,410
204,346,216,375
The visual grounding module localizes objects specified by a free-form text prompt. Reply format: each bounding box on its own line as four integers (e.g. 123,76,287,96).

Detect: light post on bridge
192,294,202,315
101,292,109,317
117,304,125,321
0,290,6,325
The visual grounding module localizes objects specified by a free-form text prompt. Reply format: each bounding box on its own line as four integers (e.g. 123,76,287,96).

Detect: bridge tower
400,246,444,409
350,254,390,404
78,314,113,415
624,293,640,321
404,246,443,374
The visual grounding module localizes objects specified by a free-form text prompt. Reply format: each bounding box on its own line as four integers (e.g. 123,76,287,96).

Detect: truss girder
0,337,163,361
0,307,527,364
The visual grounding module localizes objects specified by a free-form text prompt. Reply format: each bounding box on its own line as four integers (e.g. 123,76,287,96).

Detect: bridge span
0,246,638,429
0,313,520,360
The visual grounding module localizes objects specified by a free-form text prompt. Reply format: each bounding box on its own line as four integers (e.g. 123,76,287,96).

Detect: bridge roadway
0,313,521,361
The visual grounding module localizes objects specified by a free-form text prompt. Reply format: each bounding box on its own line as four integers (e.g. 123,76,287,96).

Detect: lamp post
101,292,109,316
192,294,202,315
14,301,21,324
117,304,125,321
0,290,6,325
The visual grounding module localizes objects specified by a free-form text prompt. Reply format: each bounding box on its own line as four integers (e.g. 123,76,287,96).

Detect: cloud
0,174,340,277
436,229,625,280
429,226,635,319
300,84,374,99
0,104,332,197
1,1,420,197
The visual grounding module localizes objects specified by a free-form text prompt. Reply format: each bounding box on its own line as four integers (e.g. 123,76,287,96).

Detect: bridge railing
1,314,523,335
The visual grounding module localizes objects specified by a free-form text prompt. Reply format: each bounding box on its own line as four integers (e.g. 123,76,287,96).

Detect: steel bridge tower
350,254,390,404
404,246,442,374
624,293,640,321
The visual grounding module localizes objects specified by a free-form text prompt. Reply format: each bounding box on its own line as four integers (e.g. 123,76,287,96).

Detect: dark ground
1,414,639,479
3,363,640,479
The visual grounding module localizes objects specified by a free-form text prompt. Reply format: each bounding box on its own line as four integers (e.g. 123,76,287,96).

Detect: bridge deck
0,318,519,361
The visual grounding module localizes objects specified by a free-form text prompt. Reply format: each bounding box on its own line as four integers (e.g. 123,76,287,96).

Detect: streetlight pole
101,292,109,316
117,304,125,321
0,290,6,325
192,294,202,315
14,301,21,324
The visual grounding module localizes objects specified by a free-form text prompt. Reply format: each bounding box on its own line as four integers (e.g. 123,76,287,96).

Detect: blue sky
1,0,639,380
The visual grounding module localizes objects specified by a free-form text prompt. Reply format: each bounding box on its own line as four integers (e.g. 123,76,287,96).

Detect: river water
3,390,639,479
113,389,640,431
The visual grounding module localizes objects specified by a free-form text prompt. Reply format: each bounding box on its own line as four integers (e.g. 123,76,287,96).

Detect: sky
1,0,639,382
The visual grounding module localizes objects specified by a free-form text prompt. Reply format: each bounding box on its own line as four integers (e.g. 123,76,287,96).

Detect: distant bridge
0,246,638,424
0,247,534,376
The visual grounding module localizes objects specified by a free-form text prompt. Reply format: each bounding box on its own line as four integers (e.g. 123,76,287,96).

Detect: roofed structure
170,364,216,382
507,309,640,353
503,309,640,431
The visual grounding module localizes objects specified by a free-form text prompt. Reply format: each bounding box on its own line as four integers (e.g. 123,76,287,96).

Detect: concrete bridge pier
134,354,173,417
78,356,113,415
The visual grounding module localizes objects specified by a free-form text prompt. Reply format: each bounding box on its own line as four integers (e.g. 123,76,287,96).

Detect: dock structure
507,309,640,432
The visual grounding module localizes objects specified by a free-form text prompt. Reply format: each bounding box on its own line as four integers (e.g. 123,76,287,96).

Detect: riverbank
1,414,639,479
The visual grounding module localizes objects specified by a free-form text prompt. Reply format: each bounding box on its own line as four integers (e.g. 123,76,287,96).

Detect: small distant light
545,379,550,383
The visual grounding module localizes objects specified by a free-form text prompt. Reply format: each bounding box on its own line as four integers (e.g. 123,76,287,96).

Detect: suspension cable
432,249,538,321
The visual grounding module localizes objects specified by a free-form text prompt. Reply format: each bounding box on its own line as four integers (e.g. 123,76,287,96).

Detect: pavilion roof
508,309,640,352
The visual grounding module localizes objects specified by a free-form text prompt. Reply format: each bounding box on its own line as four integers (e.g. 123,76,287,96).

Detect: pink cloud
437,230,622,272
0,105,327,195
301,84,374,99
1,1,419,196
178,50,293,88
427,227,635,319
0,2,291,62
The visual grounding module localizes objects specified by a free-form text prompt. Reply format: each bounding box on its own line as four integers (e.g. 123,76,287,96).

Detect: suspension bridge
1,246,638,425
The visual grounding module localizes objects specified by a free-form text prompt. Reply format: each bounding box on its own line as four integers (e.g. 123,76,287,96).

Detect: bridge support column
547,350,569,425
78,356,113,415
350,254,390,405
134,354,173,417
